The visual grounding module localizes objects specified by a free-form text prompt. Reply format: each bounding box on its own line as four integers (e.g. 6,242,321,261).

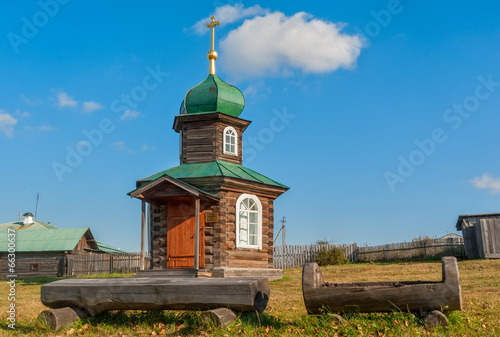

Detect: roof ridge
189,162,206,177
216,160,244,179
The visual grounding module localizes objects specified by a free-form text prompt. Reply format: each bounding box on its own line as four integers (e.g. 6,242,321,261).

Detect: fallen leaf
65,328,75,336
158,323,165,329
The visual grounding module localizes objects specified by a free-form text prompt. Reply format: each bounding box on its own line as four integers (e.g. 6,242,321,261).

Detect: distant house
0,213,127,278
438,233,463,243
456,213,500,259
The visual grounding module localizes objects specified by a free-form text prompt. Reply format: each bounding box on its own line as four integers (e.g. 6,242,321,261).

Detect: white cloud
113,141,129,152
19,94,41,105
119,109,142,121
0,111,18,137
190,4,269,34
82,101,103,113
56,92,78,108
220,11,364,79
14,109,31,119
113,141,151,155
470,173,500,194
38,124,57,132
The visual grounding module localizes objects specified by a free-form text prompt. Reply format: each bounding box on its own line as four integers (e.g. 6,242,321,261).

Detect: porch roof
128,174,220,201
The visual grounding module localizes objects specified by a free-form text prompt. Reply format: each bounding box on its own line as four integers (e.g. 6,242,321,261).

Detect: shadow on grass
18,277,60,285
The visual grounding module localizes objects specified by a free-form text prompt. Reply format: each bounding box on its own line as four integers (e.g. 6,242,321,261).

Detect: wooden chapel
128,16,288,279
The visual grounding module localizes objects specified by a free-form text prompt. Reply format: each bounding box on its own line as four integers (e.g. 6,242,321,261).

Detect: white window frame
223,126,238,156
236,194,262,249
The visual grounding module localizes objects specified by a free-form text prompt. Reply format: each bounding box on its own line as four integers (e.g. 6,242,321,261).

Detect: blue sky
1,1,499,251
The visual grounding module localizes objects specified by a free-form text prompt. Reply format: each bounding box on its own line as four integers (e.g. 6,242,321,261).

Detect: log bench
302,256,462,323
40,277,269,330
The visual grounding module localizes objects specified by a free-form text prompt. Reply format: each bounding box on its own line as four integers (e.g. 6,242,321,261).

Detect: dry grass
1,260,499,336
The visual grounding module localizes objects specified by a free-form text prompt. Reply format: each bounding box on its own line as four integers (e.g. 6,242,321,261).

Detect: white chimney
23,212,34,225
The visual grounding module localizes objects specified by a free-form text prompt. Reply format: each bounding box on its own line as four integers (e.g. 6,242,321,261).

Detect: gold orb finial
206,16,220,75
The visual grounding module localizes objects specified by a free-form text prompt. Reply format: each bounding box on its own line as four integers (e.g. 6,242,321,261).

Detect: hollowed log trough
40,277,269,329
302,257,462,314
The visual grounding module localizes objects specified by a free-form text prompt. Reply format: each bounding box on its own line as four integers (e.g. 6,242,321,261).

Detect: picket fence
273,239,465,269
67,253,144,276
357,239,465,262
273,244,358,269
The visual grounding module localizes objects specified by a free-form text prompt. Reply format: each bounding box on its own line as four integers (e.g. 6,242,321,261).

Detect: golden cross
206,16,220,75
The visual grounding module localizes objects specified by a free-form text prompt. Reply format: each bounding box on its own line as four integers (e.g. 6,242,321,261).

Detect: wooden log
38,307,89,330
41,277,270,316
302,257,462,314
424,310,448,328
202,308,237,328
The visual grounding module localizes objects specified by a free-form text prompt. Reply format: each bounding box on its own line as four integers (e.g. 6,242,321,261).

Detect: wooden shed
0,227,98,278
129,19,288,279
0,214,125,278
456,213,500,259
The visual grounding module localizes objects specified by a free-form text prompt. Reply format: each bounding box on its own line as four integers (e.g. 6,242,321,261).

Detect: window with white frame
236,194,262,249
223,126,237,156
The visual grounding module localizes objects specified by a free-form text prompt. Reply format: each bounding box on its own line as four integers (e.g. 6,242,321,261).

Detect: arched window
236,194,262,249
223,126,237,156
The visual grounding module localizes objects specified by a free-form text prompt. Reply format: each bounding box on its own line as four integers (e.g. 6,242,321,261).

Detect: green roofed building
128,16,288,280
0,214,128,278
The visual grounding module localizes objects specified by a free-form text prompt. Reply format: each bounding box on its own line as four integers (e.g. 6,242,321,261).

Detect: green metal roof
0,228,90,252
184,75,245,117
0,220,58,231
96,241,130,254
138,160,289,189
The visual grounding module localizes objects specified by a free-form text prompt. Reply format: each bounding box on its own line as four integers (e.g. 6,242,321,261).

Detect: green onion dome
183,75,245,117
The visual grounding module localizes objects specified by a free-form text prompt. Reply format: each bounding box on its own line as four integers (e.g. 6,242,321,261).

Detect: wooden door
166,201,205,269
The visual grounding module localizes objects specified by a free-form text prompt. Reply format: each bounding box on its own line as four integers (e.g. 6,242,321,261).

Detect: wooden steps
133,269,199,278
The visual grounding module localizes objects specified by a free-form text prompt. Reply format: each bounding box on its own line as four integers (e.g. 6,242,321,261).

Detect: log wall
218,190,274,269
181,120,244,165
0,252,66,279
149,189,276,271
151,204,167,269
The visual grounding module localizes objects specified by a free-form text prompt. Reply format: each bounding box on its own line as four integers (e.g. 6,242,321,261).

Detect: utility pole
35,193,40,219
274,216,287,247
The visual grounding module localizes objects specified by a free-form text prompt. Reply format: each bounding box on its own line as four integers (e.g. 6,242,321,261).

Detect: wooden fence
357,239,465,262
273,244,358,269
67,253,144,276
273,239,465,269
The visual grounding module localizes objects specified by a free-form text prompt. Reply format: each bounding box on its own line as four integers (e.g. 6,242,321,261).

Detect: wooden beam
140,200,146,270
194,198,200,270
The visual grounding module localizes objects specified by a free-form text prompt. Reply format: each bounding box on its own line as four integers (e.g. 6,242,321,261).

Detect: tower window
223,126,237,156
236,194,262,249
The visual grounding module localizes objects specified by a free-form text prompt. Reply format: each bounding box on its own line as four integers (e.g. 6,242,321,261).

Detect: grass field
1,259,499,336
